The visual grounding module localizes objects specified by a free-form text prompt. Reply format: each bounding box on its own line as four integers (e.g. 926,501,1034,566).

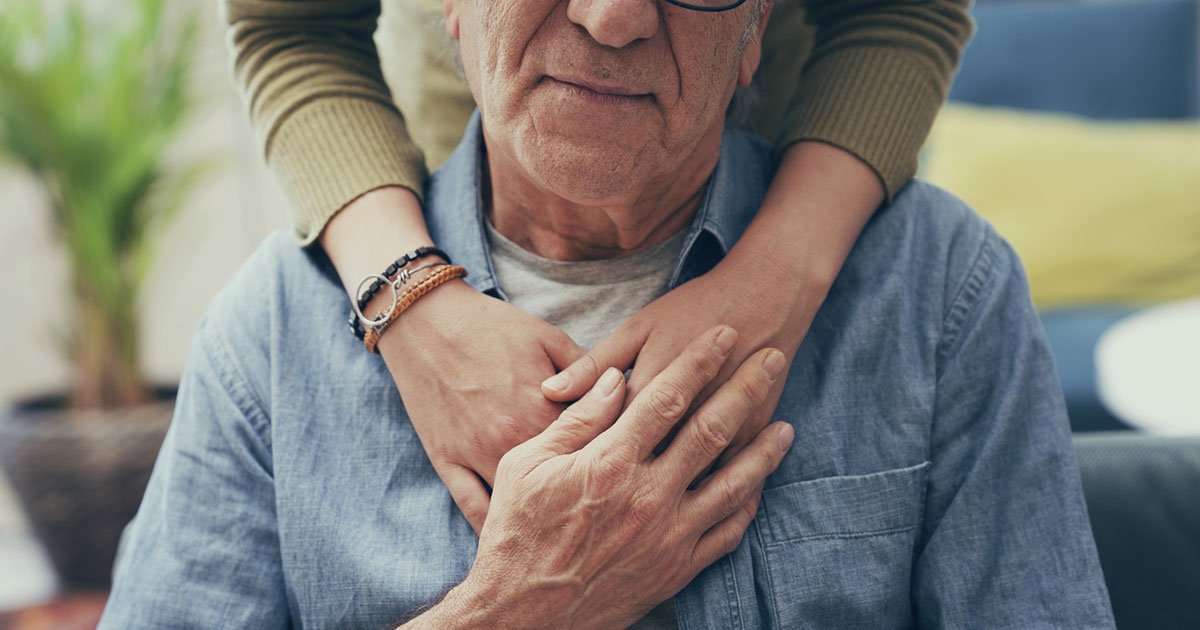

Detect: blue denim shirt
102,113,1114,629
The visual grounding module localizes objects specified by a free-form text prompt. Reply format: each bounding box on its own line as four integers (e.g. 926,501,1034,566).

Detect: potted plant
0,0,209,590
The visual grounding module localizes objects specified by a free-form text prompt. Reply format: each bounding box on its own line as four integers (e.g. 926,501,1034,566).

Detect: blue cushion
1040,307,1141,432
952,0,1199,119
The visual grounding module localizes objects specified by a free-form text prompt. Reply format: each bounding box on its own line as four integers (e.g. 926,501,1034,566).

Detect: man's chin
502,121,647,201
518,142,645,204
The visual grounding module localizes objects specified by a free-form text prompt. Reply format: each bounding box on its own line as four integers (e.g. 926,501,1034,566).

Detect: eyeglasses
664,0,748,12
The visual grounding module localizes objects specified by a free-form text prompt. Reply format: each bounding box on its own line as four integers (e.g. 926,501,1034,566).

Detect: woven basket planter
0,388,174,590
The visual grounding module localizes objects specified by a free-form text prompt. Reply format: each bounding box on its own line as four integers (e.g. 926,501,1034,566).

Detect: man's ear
737,0,772,87
444,0,461,40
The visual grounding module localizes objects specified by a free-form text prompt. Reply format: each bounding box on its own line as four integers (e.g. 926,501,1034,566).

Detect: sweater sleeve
782,0,974,201
222,0,427,246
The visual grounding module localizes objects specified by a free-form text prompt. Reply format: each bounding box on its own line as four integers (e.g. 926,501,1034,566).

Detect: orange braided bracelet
363,264,468,353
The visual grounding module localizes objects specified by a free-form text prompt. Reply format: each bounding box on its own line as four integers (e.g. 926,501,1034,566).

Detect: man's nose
567,0,659,49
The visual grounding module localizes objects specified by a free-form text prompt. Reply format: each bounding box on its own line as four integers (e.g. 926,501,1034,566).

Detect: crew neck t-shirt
485,219,689,350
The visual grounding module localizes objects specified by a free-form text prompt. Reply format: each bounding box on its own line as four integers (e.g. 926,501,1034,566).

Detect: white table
1096,297,1200,436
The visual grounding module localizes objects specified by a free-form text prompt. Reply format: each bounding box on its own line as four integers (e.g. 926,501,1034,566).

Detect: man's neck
483,128,721,262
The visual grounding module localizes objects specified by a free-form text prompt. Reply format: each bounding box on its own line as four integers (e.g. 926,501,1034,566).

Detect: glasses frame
664,0,748,12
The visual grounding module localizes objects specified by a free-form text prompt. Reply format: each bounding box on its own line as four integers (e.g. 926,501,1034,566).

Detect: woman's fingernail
776,423,794,453
595,367,622,396
543,372,570,392
762,349,787,381
713,326,737,355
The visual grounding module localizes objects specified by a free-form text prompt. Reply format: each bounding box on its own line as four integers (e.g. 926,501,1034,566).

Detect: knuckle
746,487,763,515
493,414,532,445
577,352,600,380
731,504,758,536
496,445,526,476
556,408,584,429
649,385,689,421
455,492,483,521
589,448,632,488
716,477,743,516
739,497,760,525
628,492,660,528
733,374,767,407
690,348,723,381
720,525,744,555
694,412,732,454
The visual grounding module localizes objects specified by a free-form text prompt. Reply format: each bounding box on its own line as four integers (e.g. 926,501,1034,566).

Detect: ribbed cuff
267,98,428,246
778,47,946,202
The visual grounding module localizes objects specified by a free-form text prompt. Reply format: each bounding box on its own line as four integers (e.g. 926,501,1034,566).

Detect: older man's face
446,0,766,203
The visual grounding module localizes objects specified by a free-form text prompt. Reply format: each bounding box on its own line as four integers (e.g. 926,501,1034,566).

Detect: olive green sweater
222,0,973,246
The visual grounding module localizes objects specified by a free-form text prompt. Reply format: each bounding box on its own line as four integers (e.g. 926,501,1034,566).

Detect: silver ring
353,274,398,328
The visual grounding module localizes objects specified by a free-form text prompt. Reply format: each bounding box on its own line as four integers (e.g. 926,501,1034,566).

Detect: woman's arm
780,0,974,200
222,0,427,247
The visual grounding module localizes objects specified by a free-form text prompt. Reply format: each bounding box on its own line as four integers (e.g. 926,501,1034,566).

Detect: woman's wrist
723,140,884,302
320,185,462,349
320,185,439,296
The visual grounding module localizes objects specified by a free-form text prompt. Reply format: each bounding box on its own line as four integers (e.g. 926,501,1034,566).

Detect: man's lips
544,74,652,100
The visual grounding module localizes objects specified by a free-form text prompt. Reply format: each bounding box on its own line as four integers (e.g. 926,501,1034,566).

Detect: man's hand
422,326,793,629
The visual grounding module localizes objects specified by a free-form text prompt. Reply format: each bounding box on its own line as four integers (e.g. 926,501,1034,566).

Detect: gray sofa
1075,433,1200,629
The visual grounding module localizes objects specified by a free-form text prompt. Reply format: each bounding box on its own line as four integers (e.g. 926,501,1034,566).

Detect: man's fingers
688,423,793,569
590,325,737,462
659,347,784,488
440,463,492,537
715,376,787,469
685,421,792,533
529,367,626,457
541,320,648,402
690,480,763,571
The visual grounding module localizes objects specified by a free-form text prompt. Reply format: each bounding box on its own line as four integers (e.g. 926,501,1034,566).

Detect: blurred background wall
0,0,291,610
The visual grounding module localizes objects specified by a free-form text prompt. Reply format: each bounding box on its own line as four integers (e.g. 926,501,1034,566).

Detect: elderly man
101,0,1114,627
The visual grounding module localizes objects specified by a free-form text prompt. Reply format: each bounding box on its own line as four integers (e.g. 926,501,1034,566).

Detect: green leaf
0,1,211,409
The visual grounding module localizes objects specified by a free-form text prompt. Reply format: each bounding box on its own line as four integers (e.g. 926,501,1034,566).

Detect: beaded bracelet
363,264,468,353
350,262,448,330
347,246,452,340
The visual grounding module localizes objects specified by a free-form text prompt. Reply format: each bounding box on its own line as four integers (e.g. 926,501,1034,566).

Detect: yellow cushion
922,103,1200,308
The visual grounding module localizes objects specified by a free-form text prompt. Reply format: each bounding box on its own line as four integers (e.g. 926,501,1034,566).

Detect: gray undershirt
485,219,685,629
486,220,688,350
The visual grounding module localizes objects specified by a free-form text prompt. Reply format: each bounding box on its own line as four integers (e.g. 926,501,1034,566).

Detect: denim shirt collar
423,110,774,299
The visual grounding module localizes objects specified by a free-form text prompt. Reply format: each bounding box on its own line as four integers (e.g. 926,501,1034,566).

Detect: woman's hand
321,187,587,536
540,257,813,480
377,280,585,535
541,141,884,481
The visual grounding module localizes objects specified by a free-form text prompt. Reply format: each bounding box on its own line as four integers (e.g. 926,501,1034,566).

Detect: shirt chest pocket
754,462,930,629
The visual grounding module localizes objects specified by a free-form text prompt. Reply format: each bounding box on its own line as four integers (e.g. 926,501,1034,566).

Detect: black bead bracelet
347,246,453,340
